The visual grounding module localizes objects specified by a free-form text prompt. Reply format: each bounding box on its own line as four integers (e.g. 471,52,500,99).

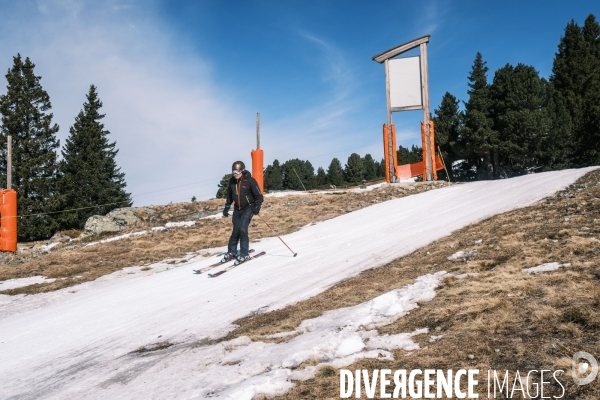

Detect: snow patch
523,262,571,274
165,221,195,228
0,276,57,290
187,271,447,398
447,249,477,261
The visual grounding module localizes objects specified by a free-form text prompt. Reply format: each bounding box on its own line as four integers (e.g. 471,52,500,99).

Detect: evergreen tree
216,173,233,198
344,153,364,183
397,145,422,165
326,158,344,186
462,52,498,179
362,154,378,181
57,85,132,230
281,159,315,190
378,158,386,178
549,14,600,166
0,55,60,241
489,64,551,177
316,166,328,186
432,92,463,179
264,159,283,190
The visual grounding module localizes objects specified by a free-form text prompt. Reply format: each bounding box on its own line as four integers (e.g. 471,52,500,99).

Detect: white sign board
389,56,422,109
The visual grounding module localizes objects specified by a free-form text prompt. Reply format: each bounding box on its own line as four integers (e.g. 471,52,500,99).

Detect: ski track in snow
0,167,596,399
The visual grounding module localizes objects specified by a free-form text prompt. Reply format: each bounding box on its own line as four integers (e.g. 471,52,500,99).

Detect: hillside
0,167,598,399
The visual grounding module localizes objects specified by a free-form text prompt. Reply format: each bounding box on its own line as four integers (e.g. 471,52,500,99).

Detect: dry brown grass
0,181,450,295
217,169,600,399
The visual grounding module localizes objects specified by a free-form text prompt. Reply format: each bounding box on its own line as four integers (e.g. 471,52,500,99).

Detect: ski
193,249,255,274
208,251,267,278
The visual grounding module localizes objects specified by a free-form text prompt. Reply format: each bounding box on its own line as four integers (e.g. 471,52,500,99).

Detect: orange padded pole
0,189,17,252
251,149,264,193
391,124,398,180
382,124,390,183
429,121,437,180
420,122,427,180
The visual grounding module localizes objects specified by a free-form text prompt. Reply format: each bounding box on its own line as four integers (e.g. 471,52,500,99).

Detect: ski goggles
232,169,243,175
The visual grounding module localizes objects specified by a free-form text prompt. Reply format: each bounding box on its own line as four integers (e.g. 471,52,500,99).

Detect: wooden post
420,43,432,181
384,59,395,183
256,112,260,149
7,135,11,190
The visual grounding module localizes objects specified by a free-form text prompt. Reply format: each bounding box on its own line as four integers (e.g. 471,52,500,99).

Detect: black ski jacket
225,170,263,211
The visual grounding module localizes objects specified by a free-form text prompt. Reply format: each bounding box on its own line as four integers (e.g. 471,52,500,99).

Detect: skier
222,161,263,264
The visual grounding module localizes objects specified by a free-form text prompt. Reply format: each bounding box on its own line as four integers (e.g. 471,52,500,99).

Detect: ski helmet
232,161,245,172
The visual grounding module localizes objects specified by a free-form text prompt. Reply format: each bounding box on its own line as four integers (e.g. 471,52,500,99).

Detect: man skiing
222,161,263,264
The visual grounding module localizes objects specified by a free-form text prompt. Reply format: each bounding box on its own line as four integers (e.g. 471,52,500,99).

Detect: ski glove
223,204,230,217
252,206,260,215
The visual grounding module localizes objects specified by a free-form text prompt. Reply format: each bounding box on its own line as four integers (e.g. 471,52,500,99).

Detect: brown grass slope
0,181,450,295
218,169,600,400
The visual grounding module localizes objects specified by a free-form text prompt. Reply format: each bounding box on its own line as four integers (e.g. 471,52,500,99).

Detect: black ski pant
227,207,253,257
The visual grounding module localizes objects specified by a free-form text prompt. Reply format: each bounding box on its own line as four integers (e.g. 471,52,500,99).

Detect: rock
48,232,71,244
84,215,128,235
83,207,157,235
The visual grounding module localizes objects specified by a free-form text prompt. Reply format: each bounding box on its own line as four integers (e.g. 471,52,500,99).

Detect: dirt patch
132,341,174,354
218,169,600,399
0,181,451,295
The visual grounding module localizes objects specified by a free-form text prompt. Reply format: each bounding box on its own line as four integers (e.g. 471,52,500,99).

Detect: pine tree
316,166,328,186
264,159,283,190
378,158,386,178
57,85,132,230
326,158,344,186
281,159,315,190
397,145,422,165
216,173,233,198
432,92,463,179
549,14,600,166
489,64,551,177
344,153,364,183
362,154,378,181
462,52,498,179
579,14,600,164
0,55,60,241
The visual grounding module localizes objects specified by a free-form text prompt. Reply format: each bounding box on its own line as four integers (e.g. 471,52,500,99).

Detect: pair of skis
208,251,266,277
192,249,266,277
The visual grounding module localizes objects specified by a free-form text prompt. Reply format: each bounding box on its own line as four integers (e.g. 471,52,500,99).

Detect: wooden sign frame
372,35,432,182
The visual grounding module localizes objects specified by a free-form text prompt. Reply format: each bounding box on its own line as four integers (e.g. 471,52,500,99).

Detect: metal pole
7,135,11,190
256,112,260,149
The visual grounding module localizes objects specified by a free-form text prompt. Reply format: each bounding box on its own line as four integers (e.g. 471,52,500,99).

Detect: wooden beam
391,105,423,112
420,43,432,181
256,112,260,149
7,135,11,190
372,35,430,63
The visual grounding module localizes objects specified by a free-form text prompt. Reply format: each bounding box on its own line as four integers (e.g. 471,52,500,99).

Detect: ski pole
257,214,298,257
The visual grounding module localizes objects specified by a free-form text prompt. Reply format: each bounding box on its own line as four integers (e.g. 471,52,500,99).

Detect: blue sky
0,0,598,206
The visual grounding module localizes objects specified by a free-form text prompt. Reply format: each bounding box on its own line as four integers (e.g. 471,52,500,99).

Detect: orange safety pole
0,189,17,252
382,124,390,183
420,122,427,180
391,124,398,180
429,121,437,180
251,149,264,193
